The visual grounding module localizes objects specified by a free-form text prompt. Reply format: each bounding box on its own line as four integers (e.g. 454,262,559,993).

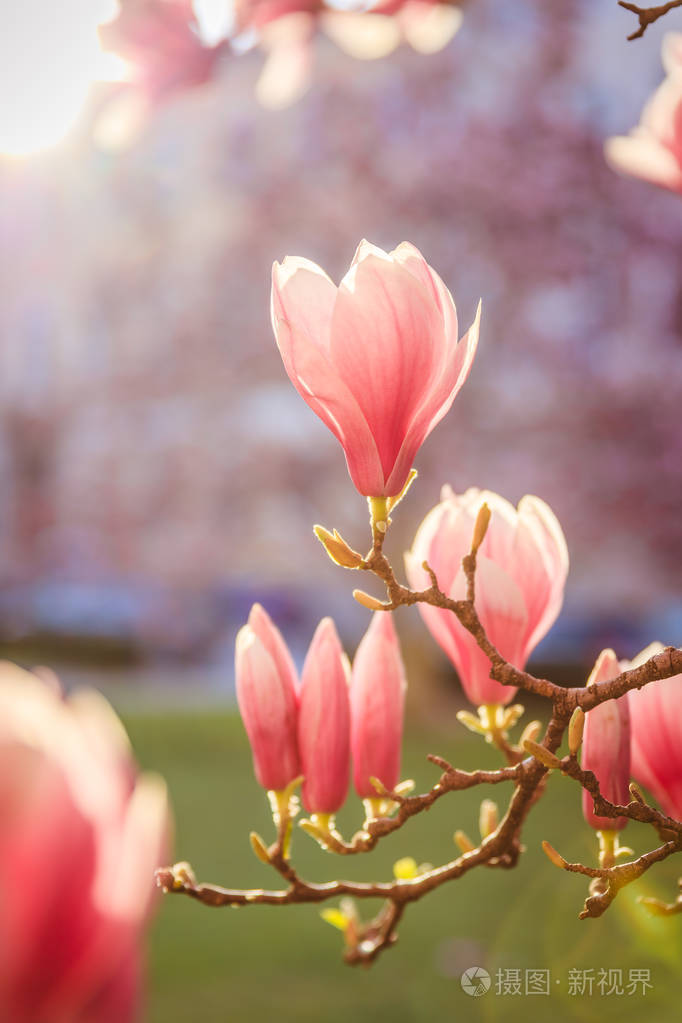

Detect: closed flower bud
298,618,351,813
271,239,480,498
581,650,631,831
405,487,568,706
350,613,407,799
235,604,300,792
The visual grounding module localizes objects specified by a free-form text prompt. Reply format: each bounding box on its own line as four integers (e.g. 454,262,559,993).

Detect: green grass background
123,709,682,1023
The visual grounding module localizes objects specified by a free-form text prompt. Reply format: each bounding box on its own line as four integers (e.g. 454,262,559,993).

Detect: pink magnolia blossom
0,662,169,1023
235,603,300,791
271,240,480,497
581,649,631,832
405,487,568,706
626,642,682,820
605,32,682,194
350,612,407,799
298,617,351,813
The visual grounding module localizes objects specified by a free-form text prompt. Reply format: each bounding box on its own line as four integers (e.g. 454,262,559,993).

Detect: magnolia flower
405,487,568,706
271,240,480,498
626,642,682,820
605,32,682,194
580,649,631,832
0,662,169,1023
298,618,351,813
235,603,300,792
350,612,406,799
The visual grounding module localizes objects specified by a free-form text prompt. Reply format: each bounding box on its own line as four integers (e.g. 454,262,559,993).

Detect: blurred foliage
123,709,682,1023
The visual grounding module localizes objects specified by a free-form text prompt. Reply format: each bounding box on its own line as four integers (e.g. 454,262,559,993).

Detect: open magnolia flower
271,240,480,498
626,642,682,820
0,662,169,1023
605,32,682,194
405,487,568,706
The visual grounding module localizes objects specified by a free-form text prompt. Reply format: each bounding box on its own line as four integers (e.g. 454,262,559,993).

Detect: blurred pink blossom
580,649,631,832
405,487,568,706
298,617,351,813
605,32,682,194
626,642,682,820
271,240,480,497
350,612,406,799
0,663,169,1023
235,603,300,791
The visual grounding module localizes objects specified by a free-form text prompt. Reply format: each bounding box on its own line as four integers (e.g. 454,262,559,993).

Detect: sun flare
0,0,128,157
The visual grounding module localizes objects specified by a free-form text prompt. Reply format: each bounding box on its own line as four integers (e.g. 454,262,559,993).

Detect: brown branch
619,0,682,40
159,513,682,966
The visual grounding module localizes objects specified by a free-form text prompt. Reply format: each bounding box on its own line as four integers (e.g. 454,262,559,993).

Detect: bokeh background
1,0,681,1020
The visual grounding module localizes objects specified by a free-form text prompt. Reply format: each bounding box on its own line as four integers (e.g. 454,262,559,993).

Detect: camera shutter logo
461,967,491,997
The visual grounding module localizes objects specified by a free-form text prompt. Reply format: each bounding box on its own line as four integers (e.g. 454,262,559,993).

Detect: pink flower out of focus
405,487,568,706
0,662,169,1023
626,642,682,821
235,603,300,792
350,612,406,799
605,32,682,194
271,240,480,498
580,650,631,832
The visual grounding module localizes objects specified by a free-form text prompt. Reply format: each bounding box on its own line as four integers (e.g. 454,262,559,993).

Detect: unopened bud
471,502,491,554
314,525,364,569
352,589,390,611
169,861,197,888
249,832,272,865
523,739,562,770
519,720,542,746
454,830,476,853
479,799,499,839
568,707,586,755
320,908,350,931
629,781,646,805
542,840,567,870
393,856,419,880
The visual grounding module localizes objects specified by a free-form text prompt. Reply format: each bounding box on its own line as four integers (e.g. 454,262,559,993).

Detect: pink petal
383,303,480,496
351,613,406,798
272,257,337,352
330,252,446,488
235,627,300,791
248,603,299,696
272,312,384,495
604,133,682,191
298,618,350,813
514,495,569,660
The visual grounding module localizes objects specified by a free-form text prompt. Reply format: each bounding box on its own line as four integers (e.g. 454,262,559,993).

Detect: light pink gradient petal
235,626,300,791
331,253,445,483
406,487,568,708
0,664,169,1023
271,240,477,496
272,312,384,494
298,618,351,813
604,38,682,194
248,602,299,697
627,644,682,819
581,650,631,831
514,495,569,659
351,613,406,798
383,303,480,496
